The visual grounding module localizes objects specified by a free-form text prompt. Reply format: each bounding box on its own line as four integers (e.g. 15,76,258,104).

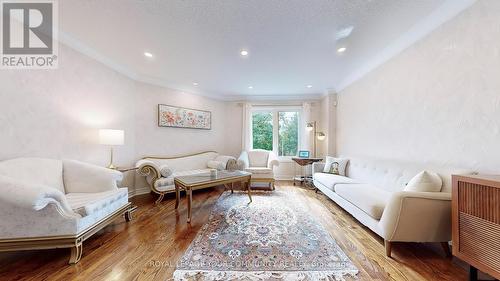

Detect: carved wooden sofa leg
385,240,392,257
69,238,83,264
155,193,165,204
124,205,137,222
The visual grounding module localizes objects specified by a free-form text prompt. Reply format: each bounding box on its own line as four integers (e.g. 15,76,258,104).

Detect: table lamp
99,129,124,169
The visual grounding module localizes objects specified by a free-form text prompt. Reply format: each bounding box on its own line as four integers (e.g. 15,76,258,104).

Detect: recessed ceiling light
337,47,347,53
144,52,153,58
248,86,253,89
306,85,313,88
335,26,354,41
193,82,199,86
240,50,249,56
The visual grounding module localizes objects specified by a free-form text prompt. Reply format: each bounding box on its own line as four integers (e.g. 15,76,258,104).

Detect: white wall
337,0,500,173
0,44,240,193
318,92,337,158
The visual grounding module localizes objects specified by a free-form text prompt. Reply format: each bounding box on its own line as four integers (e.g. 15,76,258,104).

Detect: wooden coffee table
174,170,252,223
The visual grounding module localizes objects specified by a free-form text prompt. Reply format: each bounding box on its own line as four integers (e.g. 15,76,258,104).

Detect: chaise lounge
0,158,133,264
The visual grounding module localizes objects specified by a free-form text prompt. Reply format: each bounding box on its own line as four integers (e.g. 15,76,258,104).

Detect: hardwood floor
0,181,467,281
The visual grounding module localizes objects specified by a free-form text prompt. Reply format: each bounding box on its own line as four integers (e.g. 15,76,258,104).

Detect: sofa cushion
313,173,358,190
0,158,65,193
334,184,390,220
207,160,225,170
159,164,173,177
404,171,443,192
66,188,128,217
249,150,269,167
154,169,212,192
245,167,273,174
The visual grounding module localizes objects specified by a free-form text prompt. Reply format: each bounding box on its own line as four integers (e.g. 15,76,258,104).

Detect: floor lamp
306,121,326,157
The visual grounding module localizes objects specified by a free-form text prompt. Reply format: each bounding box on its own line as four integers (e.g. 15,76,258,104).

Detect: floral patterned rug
174,190,358,281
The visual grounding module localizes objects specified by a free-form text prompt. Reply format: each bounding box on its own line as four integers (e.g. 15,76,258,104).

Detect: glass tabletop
174,170,251,186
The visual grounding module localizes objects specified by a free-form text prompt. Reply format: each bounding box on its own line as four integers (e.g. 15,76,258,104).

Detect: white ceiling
59,0,475,100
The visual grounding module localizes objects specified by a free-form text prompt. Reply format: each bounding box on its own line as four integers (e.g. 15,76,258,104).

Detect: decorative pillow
404,171,442,192
214,155,235,166
226,159,238,171
159,165,172,178
207,160,225,171
323,157,348,176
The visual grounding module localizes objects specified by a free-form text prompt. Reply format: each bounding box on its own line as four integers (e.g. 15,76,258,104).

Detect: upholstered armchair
238,149,280,189
0,158,133,264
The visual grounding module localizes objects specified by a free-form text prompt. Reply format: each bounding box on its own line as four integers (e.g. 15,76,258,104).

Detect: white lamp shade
317,132,326,141
99,129,124,145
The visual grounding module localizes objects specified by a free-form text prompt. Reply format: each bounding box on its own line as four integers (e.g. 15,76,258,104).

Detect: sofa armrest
237,151,250,170
63,160,123,193
379,191,452,242
312,162,326,174
0,175,79,219
136,159,162,184
267,151,279,169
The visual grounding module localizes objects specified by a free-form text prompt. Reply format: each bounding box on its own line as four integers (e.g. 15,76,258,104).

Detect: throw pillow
323,157,348,176
159,165,173,178
207,160,225,171
226,159,238,171
404,171,442,192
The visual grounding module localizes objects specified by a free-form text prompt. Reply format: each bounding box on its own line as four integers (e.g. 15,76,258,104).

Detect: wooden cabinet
452,175,500,281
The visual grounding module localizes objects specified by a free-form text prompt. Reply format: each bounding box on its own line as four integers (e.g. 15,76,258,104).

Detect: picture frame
158,104,212,130
298,150,310,158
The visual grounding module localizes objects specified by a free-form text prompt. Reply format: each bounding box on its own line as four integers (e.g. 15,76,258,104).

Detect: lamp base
107,164,117,170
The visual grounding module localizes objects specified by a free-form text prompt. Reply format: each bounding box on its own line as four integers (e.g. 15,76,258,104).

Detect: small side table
292,157,323,187
115,167,139,218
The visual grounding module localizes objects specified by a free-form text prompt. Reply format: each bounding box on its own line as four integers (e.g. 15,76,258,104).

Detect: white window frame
251,106,302,161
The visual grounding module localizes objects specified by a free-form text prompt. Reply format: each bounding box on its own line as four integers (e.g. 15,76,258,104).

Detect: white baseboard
274,176,294,181
128,186,151,198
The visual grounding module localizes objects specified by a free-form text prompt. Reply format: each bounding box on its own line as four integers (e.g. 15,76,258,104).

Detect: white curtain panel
241,103,253,151
301,102,312,152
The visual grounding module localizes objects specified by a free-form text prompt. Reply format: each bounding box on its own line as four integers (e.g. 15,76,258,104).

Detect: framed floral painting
158,104,211,130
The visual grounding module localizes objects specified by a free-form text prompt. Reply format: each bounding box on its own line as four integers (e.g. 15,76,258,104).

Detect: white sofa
136,151,237,203
313,158,466,257
237,149,279,189
0,158,132,264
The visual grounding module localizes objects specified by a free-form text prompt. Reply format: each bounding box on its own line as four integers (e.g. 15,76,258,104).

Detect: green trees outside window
252,112,273,151
278,111,298,156
252,110,299,156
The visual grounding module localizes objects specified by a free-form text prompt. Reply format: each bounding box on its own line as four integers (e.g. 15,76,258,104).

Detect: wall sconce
99,129,124,169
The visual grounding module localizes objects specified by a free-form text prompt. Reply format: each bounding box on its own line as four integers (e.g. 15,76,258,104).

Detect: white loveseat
0,158,132,264
136,151,237,203
313,158,466,257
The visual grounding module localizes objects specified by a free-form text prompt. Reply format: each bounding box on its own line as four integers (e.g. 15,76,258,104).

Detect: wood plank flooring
0,181,468,281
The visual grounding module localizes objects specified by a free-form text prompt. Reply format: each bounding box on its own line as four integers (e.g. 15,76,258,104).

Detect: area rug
173,190,358,281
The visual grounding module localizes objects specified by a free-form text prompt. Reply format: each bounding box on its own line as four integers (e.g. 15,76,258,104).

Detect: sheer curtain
241,103,253,151
301,102,312,153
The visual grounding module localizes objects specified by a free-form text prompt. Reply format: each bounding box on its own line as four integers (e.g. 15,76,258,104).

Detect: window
278,111,299,156
252,111,273,151
251,109,300,157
